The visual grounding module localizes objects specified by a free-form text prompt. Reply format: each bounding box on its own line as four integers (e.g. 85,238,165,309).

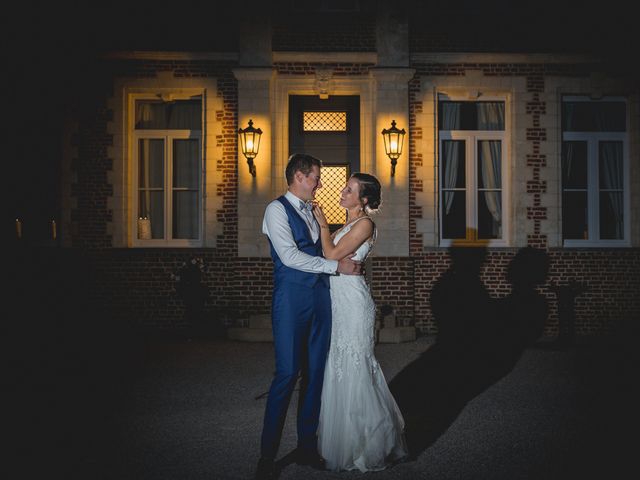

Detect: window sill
562,240,631,248
132,240,203,248
439,239,509,248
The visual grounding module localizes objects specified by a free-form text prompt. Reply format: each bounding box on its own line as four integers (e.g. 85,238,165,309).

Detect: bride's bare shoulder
349,217,374,235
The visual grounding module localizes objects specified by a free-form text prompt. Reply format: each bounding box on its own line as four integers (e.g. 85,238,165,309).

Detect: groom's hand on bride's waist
337,254,363,275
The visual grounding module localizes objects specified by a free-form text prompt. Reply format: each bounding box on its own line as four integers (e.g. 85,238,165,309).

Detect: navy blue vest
268,196,329,288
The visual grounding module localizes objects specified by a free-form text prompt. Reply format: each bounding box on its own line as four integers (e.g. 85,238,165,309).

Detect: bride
312,172,408,472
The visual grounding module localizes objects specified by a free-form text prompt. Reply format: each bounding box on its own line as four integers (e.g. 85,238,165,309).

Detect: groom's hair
285,153,322,185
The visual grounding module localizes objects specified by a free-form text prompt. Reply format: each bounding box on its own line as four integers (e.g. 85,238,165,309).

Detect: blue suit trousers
260,279,332,458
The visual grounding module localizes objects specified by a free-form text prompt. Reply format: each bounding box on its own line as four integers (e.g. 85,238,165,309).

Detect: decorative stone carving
314,68,333,99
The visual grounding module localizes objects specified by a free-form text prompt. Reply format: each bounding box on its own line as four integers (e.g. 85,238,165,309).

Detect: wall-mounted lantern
238,119,262,176
381,120,406,177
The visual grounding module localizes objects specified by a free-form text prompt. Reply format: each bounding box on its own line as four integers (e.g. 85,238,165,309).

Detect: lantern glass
382,120,405,160
381,120,406,176
239,119,262,160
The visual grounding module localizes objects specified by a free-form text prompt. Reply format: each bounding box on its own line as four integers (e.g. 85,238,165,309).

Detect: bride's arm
312,205,373,261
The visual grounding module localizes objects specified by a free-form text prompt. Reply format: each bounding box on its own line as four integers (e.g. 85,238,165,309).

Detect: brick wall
70,105,114,249
372,249,640,337
408,74,424,255
85,250,274,329
76,248,640,337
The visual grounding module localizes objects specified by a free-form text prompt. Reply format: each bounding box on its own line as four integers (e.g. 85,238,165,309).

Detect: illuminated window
438,98,507,245
315,165,349,226
303,111,347,132
133,96,202,245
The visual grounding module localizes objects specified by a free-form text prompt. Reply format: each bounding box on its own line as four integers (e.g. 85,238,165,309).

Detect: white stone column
233,67,275,257
369,67,415,256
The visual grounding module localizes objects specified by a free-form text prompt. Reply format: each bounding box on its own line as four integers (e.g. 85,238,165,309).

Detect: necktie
299,200,313,213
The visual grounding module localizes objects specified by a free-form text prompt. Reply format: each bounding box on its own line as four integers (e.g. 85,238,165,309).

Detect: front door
289,95,360,228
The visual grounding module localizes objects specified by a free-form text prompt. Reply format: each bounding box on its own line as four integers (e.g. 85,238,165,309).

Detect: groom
255,153,362,480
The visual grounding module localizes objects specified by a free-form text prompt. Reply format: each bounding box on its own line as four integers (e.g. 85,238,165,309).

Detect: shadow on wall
389,245,550,459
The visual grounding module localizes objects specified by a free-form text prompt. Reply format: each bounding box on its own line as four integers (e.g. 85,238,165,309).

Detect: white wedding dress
318,218,408,472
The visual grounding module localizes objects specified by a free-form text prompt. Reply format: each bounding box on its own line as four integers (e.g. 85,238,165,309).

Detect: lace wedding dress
318,218,408,472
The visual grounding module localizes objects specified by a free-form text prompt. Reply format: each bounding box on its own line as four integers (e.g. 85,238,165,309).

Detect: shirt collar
285,191,312,211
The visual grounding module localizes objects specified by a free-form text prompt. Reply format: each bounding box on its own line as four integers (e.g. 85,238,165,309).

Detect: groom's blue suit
261,195,332,459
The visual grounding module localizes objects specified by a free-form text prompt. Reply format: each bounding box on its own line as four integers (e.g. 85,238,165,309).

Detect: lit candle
138,217,152,239
15,218,22,239
51,220,57,240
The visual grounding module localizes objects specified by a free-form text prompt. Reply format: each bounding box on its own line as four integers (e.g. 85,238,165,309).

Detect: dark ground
7,326,639,480
6,244,640,479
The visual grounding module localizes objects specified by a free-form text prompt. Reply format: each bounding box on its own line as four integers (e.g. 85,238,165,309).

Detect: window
132,96,202,245
303,111,347,131
438,99,507,245
561,97,629,246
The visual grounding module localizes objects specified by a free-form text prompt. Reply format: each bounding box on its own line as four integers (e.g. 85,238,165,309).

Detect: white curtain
137,140,152,240
441,104,462,215
564,101,624,132
173,139,199,239
600,141,624,238
442,102,461,130
140,140,151,217
136,103,167,129
478,102,504,130
480,140,502,225
168,102,202,129
138,139,165,238
443,141,461,215
136,101,201,129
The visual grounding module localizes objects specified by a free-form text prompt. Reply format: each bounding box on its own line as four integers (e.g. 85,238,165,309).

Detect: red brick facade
77,248,640,337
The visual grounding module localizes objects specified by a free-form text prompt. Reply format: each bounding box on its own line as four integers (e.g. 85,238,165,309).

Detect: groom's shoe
294,449,326,470
255,456,276,480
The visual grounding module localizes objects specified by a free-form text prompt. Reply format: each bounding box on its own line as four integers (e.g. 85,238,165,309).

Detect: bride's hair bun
364,204,381,215
351,172,382,214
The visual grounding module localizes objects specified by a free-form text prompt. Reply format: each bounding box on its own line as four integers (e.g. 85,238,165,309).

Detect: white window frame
562,96,630,247
129,93,204,247
438,95,510,247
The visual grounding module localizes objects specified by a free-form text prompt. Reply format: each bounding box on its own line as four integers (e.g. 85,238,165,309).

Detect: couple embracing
255,153,407,480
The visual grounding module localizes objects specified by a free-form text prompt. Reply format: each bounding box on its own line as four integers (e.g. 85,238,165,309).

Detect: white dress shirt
263,191,338,275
